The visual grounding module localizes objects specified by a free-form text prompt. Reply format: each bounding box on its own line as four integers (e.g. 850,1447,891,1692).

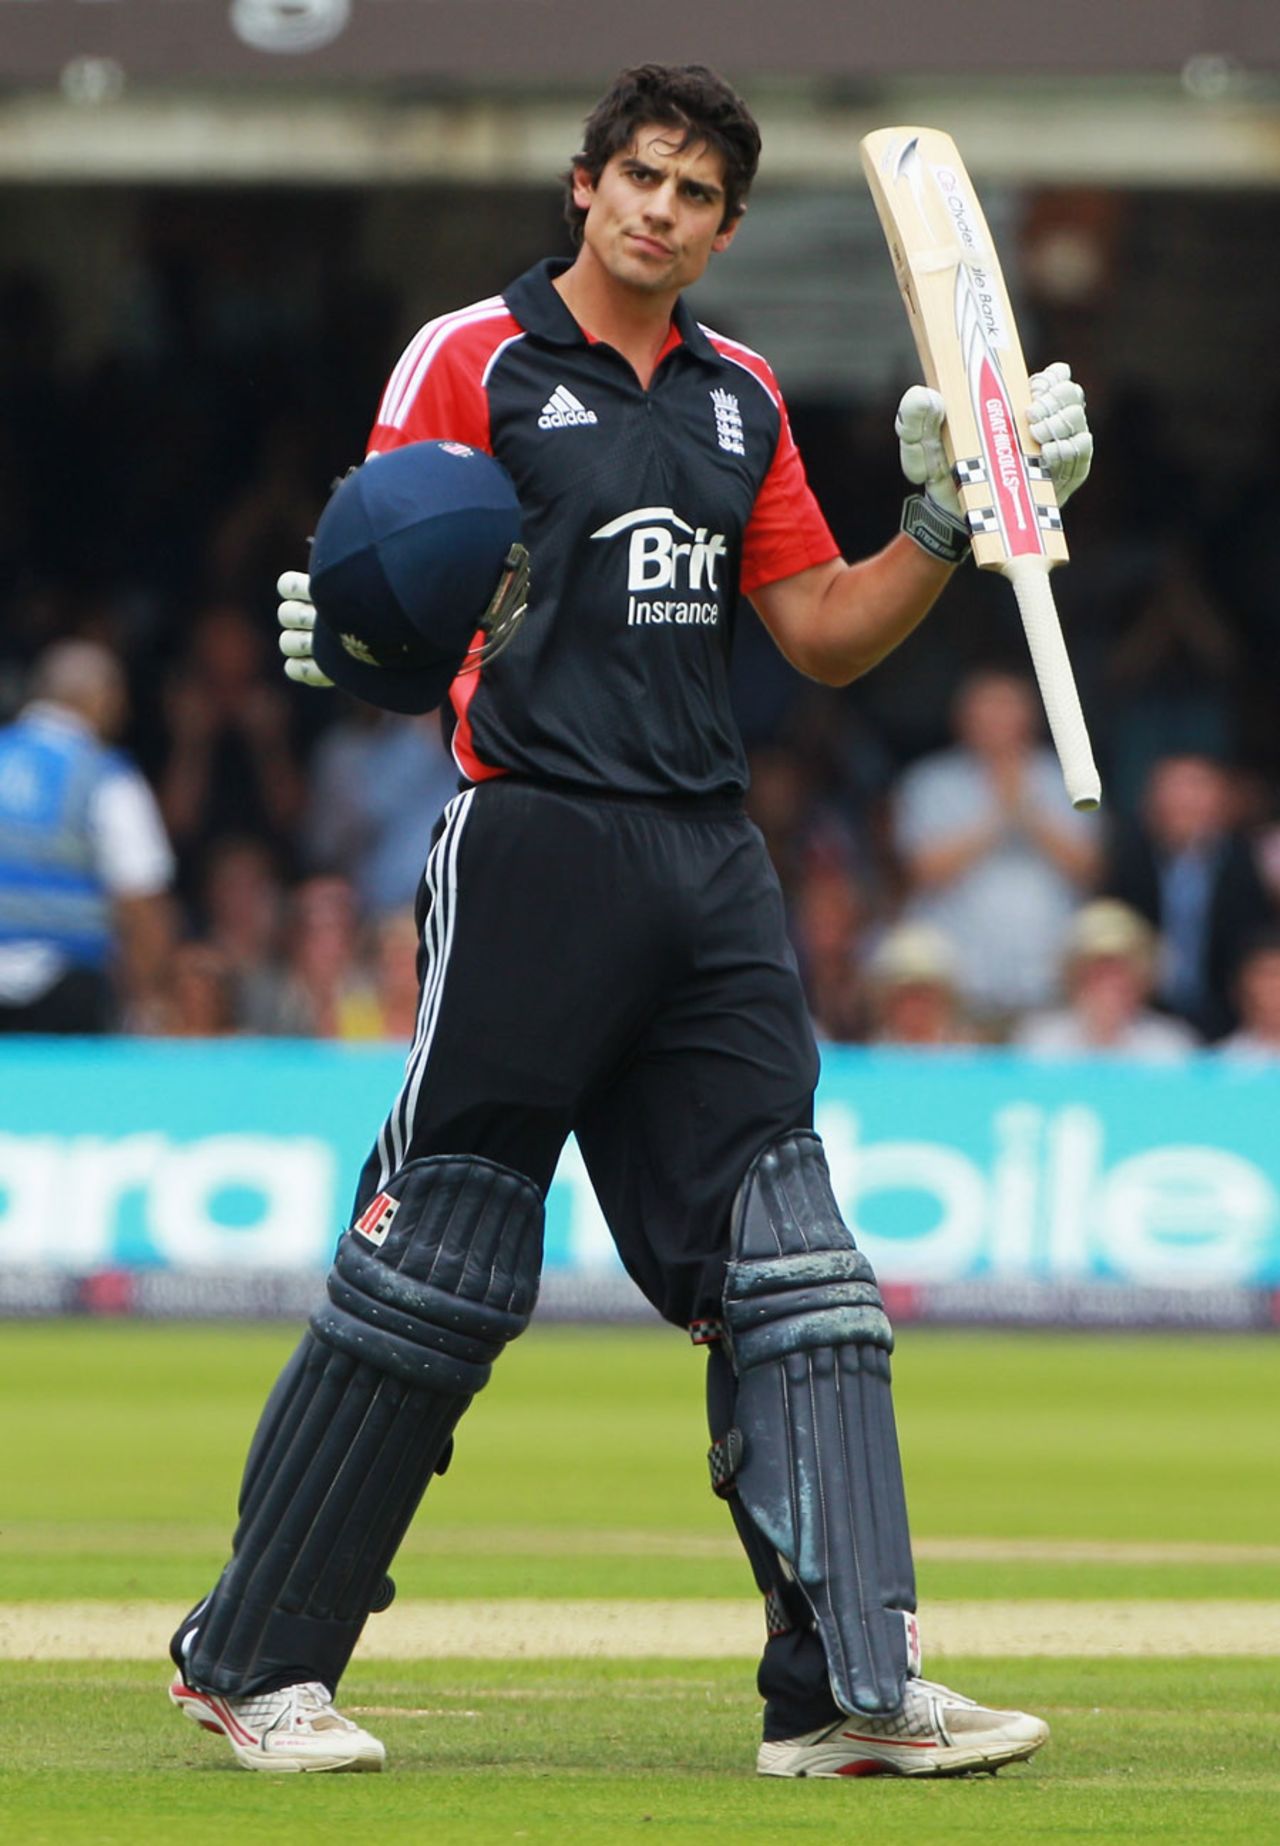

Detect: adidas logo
538,385,598,430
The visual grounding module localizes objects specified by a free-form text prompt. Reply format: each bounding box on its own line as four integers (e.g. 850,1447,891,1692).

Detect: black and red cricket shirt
367,257,839,797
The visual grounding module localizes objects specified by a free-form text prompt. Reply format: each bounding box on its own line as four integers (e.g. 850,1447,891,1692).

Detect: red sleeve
365,302,523,459
708,337,841,594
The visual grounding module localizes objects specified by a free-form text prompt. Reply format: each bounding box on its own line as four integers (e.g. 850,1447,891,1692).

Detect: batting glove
896,385,971,564
1028,361,1092,505
896,384,962,521
277,570,334,689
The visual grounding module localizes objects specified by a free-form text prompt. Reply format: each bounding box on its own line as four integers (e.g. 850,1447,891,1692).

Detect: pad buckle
764,1586,795,1639
707,1427,744,1498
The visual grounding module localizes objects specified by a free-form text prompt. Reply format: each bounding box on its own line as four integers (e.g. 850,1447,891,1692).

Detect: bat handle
1002,555,1102,811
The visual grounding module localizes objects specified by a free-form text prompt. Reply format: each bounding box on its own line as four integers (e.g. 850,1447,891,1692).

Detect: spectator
744,744,822,912
1102,753,1274,1041
208,417,323,618
158,604,305,888
867,922,973,1048
364,908,424,1043
269,874,377,1039
0,640,175,1031
1103,538,1241,812
1218,930,1280,1061
892,668,1099,1028
791,861,868,1044
302,704,458,917
195,835,291,1033
166,941,238,1037
1014,899,1197,1059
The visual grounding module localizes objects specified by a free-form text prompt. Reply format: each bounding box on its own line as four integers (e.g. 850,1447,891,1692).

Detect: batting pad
722,1132,917,1715
182,1154,544,1696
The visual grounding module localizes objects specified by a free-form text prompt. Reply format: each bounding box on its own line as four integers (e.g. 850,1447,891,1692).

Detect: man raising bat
170,64,1092,1782
864,124,1100,806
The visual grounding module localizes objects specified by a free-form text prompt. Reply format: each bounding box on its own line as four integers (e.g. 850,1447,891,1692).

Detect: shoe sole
170,1679,384,1774
757,1729,1048,1778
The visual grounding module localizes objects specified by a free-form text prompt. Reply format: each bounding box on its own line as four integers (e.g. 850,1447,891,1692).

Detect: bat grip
1003,555,1102,811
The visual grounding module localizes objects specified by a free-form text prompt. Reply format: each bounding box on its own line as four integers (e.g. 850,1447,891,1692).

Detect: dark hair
563,63,761,245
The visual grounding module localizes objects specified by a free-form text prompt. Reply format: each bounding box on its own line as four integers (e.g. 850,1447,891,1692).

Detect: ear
711,212,743,257
571,163,596,215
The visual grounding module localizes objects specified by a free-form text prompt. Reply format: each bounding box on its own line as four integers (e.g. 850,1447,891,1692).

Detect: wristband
900,492,971,566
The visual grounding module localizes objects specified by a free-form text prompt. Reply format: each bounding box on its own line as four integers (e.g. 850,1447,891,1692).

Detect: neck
553,249,677,384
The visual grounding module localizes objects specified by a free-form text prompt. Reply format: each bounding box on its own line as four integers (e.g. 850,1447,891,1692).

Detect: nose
643,181,678,227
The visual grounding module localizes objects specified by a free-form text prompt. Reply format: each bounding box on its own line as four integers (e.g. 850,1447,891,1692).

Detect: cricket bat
860,126,1101,810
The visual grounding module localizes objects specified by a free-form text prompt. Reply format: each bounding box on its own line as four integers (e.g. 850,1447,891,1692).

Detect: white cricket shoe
756,1675,1048,1778
170,1672,386,1773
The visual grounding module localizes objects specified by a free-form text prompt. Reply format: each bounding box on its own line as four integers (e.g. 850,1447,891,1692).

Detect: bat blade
860,125,1101,810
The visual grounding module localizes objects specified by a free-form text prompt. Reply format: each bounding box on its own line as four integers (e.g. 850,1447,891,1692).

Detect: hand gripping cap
309,440,527,714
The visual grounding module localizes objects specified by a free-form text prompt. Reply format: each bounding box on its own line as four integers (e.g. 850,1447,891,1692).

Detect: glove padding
1027,361,1092,505
277,571,334,689
896,385,962,521
897,360,1093,516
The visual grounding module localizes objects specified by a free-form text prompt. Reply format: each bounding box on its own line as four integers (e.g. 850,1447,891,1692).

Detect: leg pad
180,1155,543,1695
718,1131,917,1715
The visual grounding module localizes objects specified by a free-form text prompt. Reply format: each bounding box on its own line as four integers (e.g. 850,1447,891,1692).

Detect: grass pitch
2,1658,1277,1844
1,1321,1277,1841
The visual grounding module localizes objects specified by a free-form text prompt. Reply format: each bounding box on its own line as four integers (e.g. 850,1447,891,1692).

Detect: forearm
1018,811,1099,885
907,823,1004,890
158,743,212,842
248,736,305,833
765,536,957,687
113,892,178,1030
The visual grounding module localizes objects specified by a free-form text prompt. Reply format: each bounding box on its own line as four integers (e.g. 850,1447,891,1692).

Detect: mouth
626,232,675,259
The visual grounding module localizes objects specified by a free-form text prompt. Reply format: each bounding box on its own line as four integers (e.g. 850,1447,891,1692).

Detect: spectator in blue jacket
0,641,175,1032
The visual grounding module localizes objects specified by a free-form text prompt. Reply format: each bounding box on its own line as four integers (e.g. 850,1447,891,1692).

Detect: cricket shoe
169,1672,385,1773
756,1675,1048,1778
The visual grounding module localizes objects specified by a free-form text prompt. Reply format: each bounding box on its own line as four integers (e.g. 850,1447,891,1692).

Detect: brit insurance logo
590,507,727,628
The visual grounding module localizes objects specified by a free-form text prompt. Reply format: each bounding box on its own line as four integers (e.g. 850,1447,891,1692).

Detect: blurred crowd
2,196,1279,1058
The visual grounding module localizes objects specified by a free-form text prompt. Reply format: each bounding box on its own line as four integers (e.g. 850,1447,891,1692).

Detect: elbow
783,637,869,688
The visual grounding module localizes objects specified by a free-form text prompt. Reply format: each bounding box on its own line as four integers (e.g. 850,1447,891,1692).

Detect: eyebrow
622,156,725,202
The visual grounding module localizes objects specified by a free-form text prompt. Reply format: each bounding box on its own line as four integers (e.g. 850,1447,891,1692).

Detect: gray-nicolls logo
590,507,727,628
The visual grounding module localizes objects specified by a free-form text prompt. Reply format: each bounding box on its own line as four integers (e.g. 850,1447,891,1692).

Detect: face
572,124,739,297
880,982,956,1045
1239,950,1280,1036
1072,953,1145,1022
1145,757,1230,851
955,675,1036,757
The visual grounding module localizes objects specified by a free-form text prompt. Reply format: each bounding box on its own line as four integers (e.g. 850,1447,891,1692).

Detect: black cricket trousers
353,777,820,1327
350,777,844,1735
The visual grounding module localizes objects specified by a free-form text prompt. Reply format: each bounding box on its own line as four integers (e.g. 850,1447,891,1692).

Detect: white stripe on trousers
374,787,476,1188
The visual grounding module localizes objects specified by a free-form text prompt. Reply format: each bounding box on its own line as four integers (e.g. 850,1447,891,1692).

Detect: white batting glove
277,570,334,689
896,385,962,521
1028,361,1093,505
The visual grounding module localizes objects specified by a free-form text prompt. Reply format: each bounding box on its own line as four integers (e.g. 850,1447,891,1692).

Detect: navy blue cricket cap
308,440,523,715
